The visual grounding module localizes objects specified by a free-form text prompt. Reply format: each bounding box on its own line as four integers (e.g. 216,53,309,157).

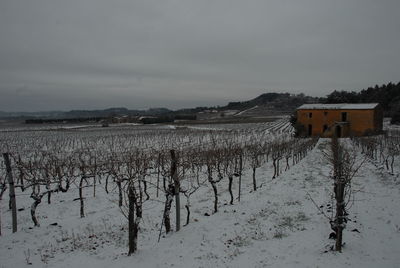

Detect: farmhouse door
335,125,342,138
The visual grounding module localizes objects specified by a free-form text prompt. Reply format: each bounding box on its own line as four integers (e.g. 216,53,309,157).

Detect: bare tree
271,143,282,179
204,148,224,213
3,153,17,232
326,137,365,252
248,144,264,191
222,144,241,204
0,164,8,235
180,148,204,225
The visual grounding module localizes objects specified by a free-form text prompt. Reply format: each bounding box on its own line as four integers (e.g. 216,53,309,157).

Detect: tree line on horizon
2,82,399,124
324,82,400,123
225,82,399,121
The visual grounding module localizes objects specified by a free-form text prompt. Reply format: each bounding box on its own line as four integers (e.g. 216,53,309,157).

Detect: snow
235,106,259,116
0,123,143,133
297,103,380,110
1,131,400,267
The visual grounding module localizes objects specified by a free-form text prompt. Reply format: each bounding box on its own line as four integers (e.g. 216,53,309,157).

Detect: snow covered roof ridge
297,103,380,110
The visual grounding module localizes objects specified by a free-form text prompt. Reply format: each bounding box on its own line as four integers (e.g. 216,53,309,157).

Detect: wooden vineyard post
331,136,346,252
3,153,17,233
170,150,180,232
238,153,242,202
0,179,6,236
128,183,136,255
335,147,345,252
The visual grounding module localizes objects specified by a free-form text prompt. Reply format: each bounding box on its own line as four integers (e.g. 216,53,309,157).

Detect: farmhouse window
309,112,312,118
341,112,347,122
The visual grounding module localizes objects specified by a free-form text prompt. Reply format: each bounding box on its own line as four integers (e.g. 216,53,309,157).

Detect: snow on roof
297,103,379,110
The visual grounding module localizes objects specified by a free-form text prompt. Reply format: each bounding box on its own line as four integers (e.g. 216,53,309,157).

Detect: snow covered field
0,123,399,268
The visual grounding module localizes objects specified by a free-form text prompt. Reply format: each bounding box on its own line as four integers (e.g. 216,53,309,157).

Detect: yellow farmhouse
296,103,383,137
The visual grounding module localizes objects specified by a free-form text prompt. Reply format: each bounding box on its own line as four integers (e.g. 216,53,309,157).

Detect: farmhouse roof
297,103,379,110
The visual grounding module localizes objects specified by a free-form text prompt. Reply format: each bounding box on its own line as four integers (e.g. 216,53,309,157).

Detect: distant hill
223,93,321,114
0,93,322,120
2,82,399,123
0,107,173,120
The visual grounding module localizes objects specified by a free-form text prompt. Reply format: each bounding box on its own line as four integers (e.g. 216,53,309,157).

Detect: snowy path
124,139,400,268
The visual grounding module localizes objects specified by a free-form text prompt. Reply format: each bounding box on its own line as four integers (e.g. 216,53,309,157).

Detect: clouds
1,0,399,111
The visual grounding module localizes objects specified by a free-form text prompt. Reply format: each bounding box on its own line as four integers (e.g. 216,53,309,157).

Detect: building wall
374,106,384,131
297,108,381,137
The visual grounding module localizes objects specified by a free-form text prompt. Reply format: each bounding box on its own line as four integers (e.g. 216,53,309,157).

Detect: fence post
170,150,180,232
238,153,242,202
3,153,17,233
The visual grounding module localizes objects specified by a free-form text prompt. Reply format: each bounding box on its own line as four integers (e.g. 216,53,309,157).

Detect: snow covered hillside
1,136,399,267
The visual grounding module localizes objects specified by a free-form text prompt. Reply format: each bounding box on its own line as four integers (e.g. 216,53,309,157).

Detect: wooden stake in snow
3,153,17,233
128,183,140,255
238,153,242,202
332,138,345,252
0,172,8,236
328,136,364,252
79,176,85,218
170,150,180,232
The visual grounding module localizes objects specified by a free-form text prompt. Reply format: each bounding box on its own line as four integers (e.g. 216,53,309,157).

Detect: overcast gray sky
1,0,399,112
